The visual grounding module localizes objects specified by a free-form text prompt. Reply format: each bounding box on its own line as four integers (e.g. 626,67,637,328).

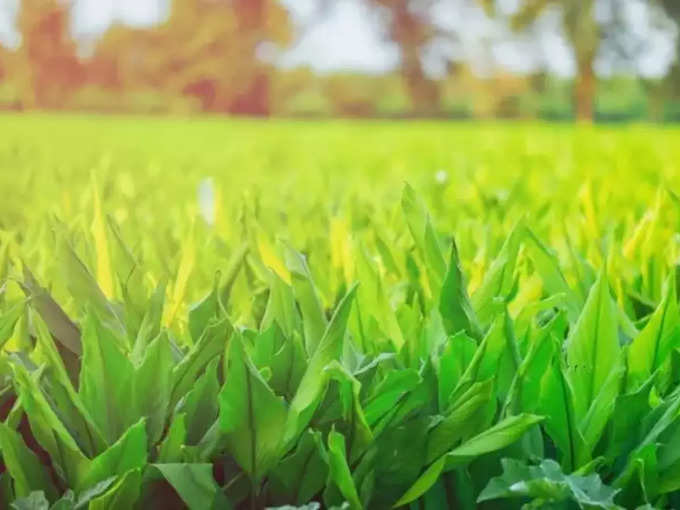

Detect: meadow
1,114,680,509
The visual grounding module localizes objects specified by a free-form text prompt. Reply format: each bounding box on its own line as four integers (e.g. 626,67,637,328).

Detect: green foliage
1,117,680,509
478,458,621,509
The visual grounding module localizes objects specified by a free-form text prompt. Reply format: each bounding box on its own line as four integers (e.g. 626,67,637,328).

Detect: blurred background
0,0,679,121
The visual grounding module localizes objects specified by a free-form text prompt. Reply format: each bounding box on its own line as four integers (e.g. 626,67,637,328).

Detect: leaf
426,380,493,463
471,223,523,329
188,272,222,343
627,276,680,391
0,302,24,348
283,243,327,355
76,419,147,492
219,243,248,307
260,269,299,340
175,358,220,445
50,491,75,510
439,240,482,340
603,377,654,463
323,362,373,462
477,458,621,509
88,468,142,510
132,332,174,444
401,184,445,291
372,416,430,506
394,414,543,506
170,317,232,410
219,334,287,482
0,423,57,500
441,413,543,469
78,312,135,443
31,312,106,456
131,280,166,361
58,239,124,336
363,369,420,426
20,266,81,356
90,178,114,299
151,464,219,510
157,414,187,463
256,226,291,284
619,388,680,489
423,221,447,292
566,270,623,453
525,229,582,322
10,491,49,510
502,315,557,416
267,328,307,400
164,225,195,327
538,347,587,471
106,215,147,337
11,363,90,486
74,478,116,508
285,284,357,447
449,315,506,404
268,430,329,506
435,332,476,412
353,242,404,350
326,430,362,510
614,443,658,505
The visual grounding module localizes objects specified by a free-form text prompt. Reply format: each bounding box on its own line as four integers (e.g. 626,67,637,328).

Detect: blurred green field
2,115,680,509
2,114,679,302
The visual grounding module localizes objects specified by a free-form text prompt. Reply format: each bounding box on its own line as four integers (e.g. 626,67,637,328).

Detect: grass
0,114,679,509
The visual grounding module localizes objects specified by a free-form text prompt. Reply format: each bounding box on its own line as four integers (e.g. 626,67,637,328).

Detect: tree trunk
388,0,440,116
563,0,597,122
574,59,595,122
401,49,441,115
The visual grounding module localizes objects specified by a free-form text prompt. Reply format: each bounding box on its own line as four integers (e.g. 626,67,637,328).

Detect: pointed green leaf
628,277,680,391
471,224,523,329
566,271,623,452
395,414,542,506
439,241,481,339
285,284,357,446
77,419,147,492
79,312,134,443
326,430,362,510
157,414,187,463
269,430,329,505
170,317,232,410
88,469,142,510
11,363,90,486
219,334,287,481
0,423,56,500
151,464,219,510
283,243,327,355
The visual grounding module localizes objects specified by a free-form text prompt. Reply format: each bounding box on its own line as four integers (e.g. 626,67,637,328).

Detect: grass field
1,114,680,509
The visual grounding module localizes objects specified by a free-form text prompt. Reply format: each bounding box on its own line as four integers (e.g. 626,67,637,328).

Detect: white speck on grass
198,177,215,226
435,170,449,184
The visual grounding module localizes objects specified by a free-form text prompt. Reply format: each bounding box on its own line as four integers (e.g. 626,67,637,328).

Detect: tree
90,0,292,115
656,0,680,92
0,45,5,82
483,0,645,122
309,0,444,114
12,0,85,108
368,0,442,114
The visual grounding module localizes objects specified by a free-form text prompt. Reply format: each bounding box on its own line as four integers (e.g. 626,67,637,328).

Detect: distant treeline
1,0,680,122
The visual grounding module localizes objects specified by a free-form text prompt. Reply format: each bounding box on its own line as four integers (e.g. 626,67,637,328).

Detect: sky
0,0,677,78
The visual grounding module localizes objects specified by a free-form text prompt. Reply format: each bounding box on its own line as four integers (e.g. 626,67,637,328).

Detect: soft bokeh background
0,0,679,121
